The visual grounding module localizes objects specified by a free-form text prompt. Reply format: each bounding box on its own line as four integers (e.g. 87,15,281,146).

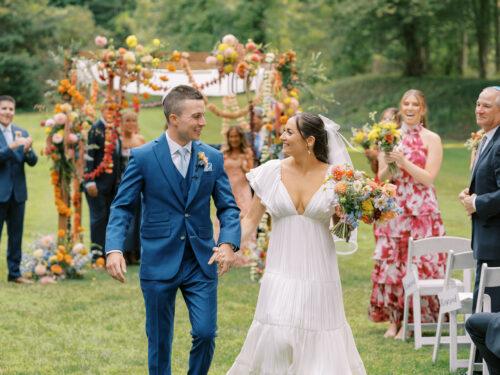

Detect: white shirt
1,123,13,146
165,131,192,174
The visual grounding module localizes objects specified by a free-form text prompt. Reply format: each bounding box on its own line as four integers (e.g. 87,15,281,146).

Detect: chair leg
450,312,457,372
413,291,422,349
467,342,476,375
402,294,411,342
432,310,444,363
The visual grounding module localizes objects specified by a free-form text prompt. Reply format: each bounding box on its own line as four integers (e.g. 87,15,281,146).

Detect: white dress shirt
1,123,14,146
165,131,192,176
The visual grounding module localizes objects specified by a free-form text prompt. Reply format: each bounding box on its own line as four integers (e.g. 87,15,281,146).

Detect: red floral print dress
369,123,446,324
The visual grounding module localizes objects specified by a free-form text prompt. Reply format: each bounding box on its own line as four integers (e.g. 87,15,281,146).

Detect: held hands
458,188,476,216
208,243,236,276
106,252,127,283
9,136,32,152
86,183,99,197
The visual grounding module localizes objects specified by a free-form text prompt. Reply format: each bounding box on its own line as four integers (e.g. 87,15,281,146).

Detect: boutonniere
197,151,209,167
465,129,485,152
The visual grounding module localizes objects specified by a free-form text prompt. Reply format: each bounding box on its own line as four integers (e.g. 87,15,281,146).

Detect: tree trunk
401,21,426,76
472,0,491,78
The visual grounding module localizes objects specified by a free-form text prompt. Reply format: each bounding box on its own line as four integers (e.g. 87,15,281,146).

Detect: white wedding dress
227,159,366,375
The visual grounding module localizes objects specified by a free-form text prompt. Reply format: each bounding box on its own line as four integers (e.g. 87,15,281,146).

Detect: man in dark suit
0,95,38,283
466,312,500,374
84,105,122,260
459,86,500,312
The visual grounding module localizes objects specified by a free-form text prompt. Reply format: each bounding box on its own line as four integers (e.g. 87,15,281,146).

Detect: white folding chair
467,263,500,375
402,236,471,349
432,249,474,371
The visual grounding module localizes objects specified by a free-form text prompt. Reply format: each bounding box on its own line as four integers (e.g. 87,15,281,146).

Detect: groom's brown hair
163,85,204,125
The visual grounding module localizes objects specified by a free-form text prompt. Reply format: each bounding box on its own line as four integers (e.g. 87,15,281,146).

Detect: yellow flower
126,35,138,48
361,199,374,214
152,38,160,47
45,127,52,135
353,131,365,144
367,128,380,142
152,58,160,67
218,43,228,51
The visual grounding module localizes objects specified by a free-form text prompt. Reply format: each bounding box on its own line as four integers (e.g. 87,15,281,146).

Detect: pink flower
205,56,217,65
35,264,47,276
67,133,79,144
45,118,55,128
54,113,67,125
52,133,63,144
222,34,238,46
40,276,57,285
94,35,108,48
40,235,54,248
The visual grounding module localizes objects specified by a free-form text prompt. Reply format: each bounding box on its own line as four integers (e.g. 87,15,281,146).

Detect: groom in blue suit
105,85,241,374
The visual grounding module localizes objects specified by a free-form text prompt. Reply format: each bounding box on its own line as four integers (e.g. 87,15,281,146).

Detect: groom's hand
208,244,236,276
106,252,127,283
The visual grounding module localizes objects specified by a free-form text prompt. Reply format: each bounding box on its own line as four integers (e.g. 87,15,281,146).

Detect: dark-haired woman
369,89,446,340
227,113,366,374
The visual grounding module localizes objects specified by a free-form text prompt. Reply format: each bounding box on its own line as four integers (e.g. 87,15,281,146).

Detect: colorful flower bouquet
20,235,93,283
369,121,401,174
351,125,372,150
327,165,401,243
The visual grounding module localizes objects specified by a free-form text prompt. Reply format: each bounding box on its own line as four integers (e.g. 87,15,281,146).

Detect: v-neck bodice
247,159,336,224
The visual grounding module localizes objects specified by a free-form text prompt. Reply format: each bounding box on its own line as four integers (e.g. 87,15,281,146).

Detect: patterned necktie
177,147,189,178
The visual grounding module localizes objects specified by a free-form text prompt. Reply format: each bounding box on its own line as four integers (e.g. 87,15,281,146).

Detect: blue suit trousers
0,194,25,279
140,245,217,375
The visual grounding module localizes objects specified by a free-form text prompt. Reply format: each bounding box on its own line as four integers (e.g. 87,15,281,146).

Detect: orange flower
95,257,105,268
345,169,354,179
361,215,373,224
56,252,64,262
64,254,73,264
166,64,176,72
159,75,169,82
142,92,150,100
279,115,288,125
50,264,63,275
57,229,66,238
58,245,66,253
334,181,347,194
171,50,181,62
332,166,345,181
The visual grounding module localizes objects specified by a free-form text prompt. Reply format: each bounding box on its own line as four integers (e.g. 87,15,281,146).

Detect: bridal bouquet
327,165,401,242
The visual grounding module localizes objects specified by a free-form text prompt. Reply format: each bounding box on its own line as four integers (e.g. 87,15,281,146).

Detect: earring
307,147,311,155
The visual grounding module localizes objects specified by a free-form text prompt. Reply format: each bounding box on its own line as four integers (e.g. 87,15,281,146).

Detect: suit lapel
0,128,6,147
471,127,500,183
153,135,185,206
186,141,204,208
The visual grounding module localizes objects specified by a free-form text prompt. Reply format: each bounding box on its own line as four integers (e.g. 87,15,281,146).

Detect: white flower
352,180,363,192
33,249,44,259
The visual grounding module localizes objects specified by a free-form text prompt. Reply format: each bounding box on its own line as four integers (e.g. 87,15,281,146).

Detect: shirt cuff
106,250,123,256
85,182,96,189
472,194,477,211
217,242,237,252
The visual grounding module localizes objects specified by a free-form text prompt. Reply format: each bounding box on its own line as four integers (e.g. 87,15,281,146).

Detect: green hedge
321,75,498,139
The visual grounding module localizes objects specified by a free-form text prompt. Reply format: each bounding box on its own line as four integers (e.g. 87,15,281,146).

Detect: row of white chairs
400,236,499,374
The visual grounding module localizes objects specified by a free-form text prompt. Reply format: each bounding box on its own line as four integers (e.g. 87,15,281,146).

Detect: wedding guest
249,106,265,166
459,86,500,312
120,111,145,264
369,89,446,339
365,107,399,175
0,95,38,284
84,104,123,262
222,126,254,263
466,312,500,374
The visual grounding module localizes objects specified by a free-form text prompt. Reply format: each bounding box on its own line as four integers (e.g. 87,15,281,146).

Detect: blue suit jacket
0,124,38,203
105,134,241,280
470,127,500,260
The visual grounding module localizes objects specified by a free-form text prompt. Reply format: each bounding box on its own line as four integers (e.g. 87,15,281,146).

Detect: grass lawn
0,105,472,374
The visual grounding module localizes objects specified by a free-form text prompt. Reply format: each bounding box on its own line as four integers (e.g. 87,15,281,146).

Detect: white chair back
408,236,472,260
476,264,500,314
446,250,475,293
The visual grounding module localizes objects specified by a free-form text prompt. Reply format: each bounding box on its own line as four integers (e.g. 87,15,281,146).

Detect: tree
471,0,491,78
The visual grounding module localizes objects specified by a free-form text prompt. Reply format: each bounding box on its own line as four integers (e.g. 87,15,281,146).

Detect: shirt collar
1,123,12,133
484,125,499,141
165,131,192,156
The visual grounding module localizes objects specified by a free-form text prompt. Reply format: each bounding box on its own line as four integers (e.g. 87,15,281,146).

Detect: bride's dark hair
295,113,329,163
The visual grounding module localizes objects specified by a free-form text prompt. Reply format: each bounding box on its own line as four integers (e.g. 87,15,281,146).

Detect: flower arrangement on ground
20,235,93,283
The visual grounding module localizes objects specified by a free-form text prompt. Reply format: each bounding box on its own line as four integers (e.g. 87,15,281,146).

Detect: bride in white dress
226,113,366,374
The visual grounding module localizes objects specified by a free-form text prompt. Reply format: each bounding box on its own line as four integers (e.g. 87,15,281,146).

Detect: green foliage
316,74,497,138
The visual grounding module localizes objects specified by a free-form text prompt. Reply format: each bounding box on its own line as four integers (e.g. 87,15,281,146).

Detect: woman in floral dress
369,89,446,339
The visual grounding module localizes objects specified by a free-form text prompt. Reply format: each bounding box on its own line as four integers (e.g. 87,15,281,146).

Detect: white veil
319,114,358,255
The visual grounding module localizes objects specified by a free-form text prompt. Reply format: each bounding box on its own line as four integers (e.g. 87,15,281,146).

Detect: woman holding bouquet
369,89,446,339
